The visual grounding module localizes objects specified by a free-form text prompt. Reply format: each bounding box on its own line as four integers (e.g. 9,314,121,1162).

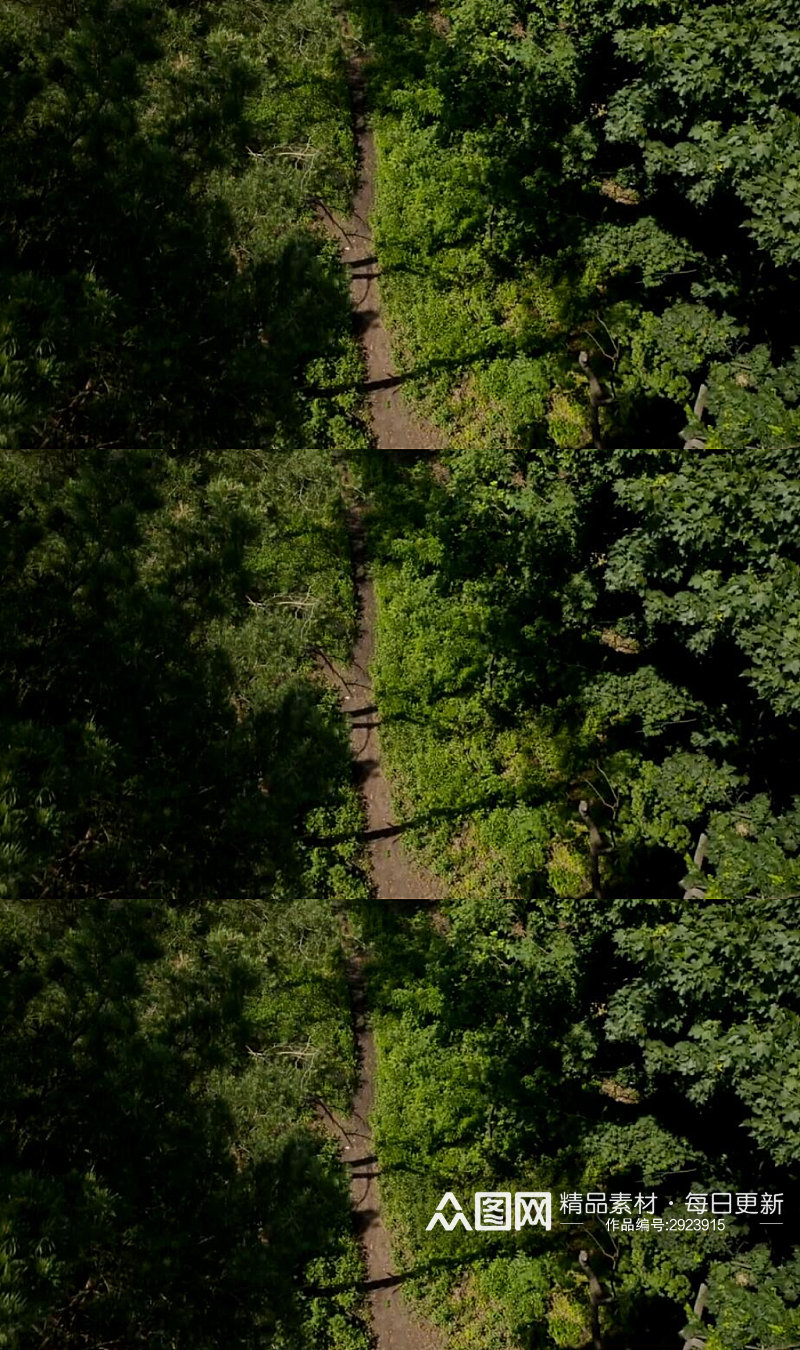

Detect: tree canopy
0,0,366,449
357,0,800,448
2,1,800,1349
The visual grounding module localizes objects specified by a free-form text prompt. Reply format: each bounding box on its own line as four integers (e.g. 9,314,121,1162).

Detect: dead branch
683,832,708,899
683,383,709,449
579,799,612,899
579,350,614,449
579,1250,613,1350
681,1282,708,1350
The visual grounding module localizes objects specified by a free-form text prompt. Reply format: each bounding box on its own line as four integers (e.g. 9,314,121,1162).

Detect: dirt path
336,955,444,1350
322,540,445,1344
323,44,444,900
337,507,442,902
327,517,445,1347
326,57,443,452
318,40,450,1350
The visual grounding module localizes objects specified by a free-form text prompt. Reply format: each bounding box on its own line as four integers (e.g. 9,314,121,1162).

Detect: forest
2,0,800,1348
363,0,800,450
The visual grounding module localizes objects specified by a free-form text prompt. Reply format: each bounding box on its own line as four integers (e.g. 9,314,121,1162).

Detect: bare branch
579,1250,613,1350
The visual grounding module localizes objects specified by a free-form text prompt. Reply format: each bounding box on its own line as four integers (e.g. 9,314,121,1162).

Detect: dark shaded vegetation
0,896,371,1350
0,449,374,1343
2,5,800,1350
0,1,379,1337
0,449,369,901
0,0,368,450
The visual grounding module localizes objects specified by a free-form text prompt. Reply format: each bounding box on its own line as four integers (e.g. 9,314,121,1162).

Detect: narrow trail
321,39,449,1350
336,953,445,1350
326,55,443,453
322,543,446,1347
337,508,443,903
322,42,444,901
330,527,446,1348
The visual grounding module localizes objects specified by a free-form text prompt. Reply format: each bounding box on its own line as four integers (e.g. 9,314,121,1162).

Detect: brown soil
333,956,445,1350
320,41,449,1350
323,527,446,1347
324,57,444,452
321,44,445,902
333,507,443,902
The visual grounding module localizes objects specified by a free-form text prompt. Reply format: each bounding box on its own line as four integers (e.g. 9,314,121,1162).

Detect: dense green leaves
0,0,366,449
354,0,800,447
2,5,800,1350
0,439,373,1347
368,445,800,901
0,449,368,900
0,898,370,1350
363,434,800,1344
363,891,800,1350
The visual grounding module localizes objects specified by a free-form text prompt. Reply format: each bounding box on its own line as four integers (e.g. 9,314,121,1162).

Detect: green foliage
353,0,800,447
367,445,800,902
0,897,371,1350
0,446,371,1346
0,448,370,900
0,0,368,448
607,898,800,1163
363,445,800,1350
362,889,800,1350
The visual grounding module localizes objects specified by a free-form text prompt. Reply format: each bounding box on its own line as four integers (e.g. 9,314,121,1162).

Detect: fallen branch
308,1095,356,1145
683,384,709,449
578,350,614,449
682,1281,708,1350
579,1250,613,1350
683,832,709,899
579,799,612,899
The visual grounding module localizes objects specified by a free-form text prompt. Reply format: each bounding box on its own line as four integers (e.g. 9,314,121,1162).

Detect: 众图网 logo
426,1191,551,1232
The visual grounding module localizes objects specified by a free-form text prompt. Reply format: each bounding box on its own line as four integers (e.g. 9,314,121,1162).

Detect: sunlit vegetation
3,1,800,1349
360,439,800,1344
368,447,800,902
354,0,800,449
364,892,800,1350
